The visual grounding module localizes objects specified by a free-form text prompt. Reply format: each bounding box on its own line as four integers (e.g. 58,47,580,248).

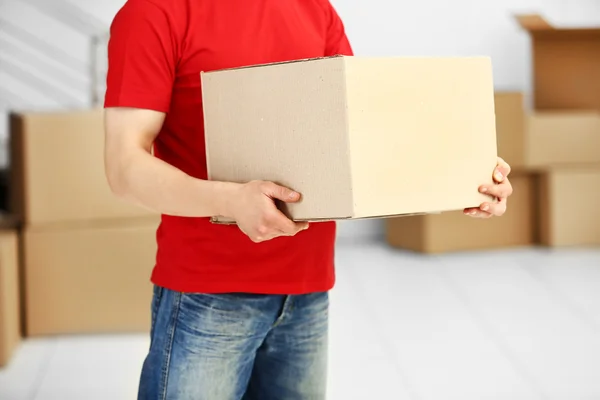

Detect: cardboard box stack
9,109,159,338
386,14,600,252
202,56,498,222
517,14,600,247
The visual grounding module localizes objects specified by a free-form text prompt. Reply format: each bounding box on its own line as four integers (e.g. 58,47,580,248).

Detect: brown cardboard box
526,111,600,167
202,56,497,222
385,174,536,253
23,217,159,336
10,110,156,227
0,229,20,367
495,92,526,170
538,168,600,247
493,92,600,168
516,14,600,111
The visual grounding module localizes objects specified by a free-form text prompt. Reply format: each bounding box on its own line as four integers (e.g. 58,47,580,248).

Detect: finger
479,197,507,217
263,182,302,203
493,157,511,183
479,179,513,199
282,220,310,235
269,209,308,235
277,222,309,236
296,221,310,231
463,208,493,218
497,157,511,175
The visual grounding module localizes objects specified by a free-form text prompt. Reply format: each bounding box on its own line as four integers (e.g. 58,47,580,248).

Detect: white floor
1,242,600,400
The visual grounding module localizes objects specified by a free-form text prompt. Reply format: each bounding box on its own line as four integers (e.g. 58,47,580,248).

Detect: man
104,0,514,398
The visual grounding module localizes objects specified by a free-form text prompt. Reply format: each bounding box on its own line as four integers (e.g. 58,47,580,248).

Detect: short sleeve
324,2,354,56
104,0,178,113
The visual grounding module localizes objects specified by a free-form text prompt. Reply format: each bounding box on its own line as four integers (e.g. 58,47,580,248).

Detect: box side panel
538,168,600,247
12,110,156,226
202,58,353,220
386,174,535,253
426,173,535,253
494,92,526,170
526,111,600,167
533,36,600,111
0,231,20,366
344,57,498,218
385,214,428,252
24,218,159,336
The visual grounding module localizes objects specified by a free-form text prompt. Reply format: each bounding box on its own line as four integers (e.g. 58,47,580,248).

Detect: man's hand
228,181,309,243
464,157,513,219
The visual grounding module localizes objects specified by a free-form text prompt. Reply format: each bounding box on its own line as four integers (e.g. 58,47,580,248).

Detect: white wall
1,0,599,240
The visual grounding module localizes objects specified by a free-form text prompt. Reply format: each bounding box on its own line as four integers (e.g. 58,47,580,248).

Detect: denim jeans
138,286,329,400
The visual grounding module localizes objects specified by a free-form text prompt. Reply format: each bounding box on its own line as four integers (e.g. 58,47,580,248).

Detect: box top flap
201,55,345,75
515,14,600,34
515,14,554,31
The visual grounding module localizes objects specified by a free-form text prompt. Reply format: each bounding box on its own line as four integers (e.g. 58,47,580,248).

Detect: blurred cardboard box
202,56,497,222
385,174,536,253
0,226,20,367
9,110,156,227
527,111,600,167
538,167,600,247
494,92,600,168
23,217,158,336
495,92,526,170
516,14,600,111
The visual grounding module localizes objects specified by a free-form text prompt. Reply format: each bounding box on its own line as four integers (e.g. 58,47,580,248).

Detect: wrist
211,180,243,218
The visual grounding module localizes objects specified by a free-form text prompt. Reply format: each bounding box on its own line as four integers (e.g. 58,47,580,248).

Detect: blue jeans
138,286,329,400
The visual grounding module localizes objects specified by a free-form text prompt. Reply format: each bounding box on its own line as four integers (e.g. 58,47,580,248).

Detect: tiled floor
1,242,600,400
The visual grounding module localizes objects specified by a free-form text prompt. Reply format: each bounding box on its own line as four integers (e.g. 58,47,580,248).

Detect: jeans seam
272,295,291,328
150,286,164,344
159,291,182,400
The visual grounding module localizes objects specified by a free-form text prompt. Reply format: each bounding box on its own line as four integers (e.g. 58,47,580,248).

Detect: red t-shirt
105,0,353,295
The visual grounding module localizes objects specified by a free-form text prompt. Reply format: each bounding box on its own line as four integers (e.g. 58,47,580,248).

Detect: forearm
110,148,238,218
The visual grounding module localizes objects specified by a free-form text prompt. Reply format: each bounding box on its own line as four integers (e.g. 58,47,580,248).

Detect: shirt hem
150,274,336,295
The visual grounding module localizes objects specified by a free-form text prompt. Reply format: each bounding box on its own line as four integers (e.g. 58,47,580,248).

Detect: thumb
494,157,511,183
264,183,302,203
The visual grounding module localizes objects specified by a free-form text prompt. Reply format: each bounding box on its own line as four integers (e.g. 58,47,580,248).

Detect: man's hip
138,286,329,400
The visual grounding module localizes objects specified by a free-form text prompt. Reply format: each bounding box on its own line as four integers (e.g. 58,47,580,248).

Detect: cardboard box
538,168,600,247
526,111,600,167
0,229,20,367
202,56,497,222
23,217,159,336
10,110,156,227
385,174,536,253
493,92,600,168
516,14,600,111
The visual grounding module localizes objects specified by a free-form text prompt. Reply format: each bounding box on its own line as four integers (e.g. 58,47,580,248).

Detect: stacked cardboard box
386,14,600,252
516,14,600,247
9,109,159,337
0,215,20,367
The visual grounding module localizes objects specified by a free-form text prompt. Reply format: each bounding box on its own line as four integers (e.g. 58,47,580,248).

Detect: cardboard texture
494,92,526,169
10,110,156,227
23,218,159,336
493,92,600,169
526,111,600,167
0,230,20,367
538,168,600,247
385,174,536,253
202,56,497,222
516,14,600,111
